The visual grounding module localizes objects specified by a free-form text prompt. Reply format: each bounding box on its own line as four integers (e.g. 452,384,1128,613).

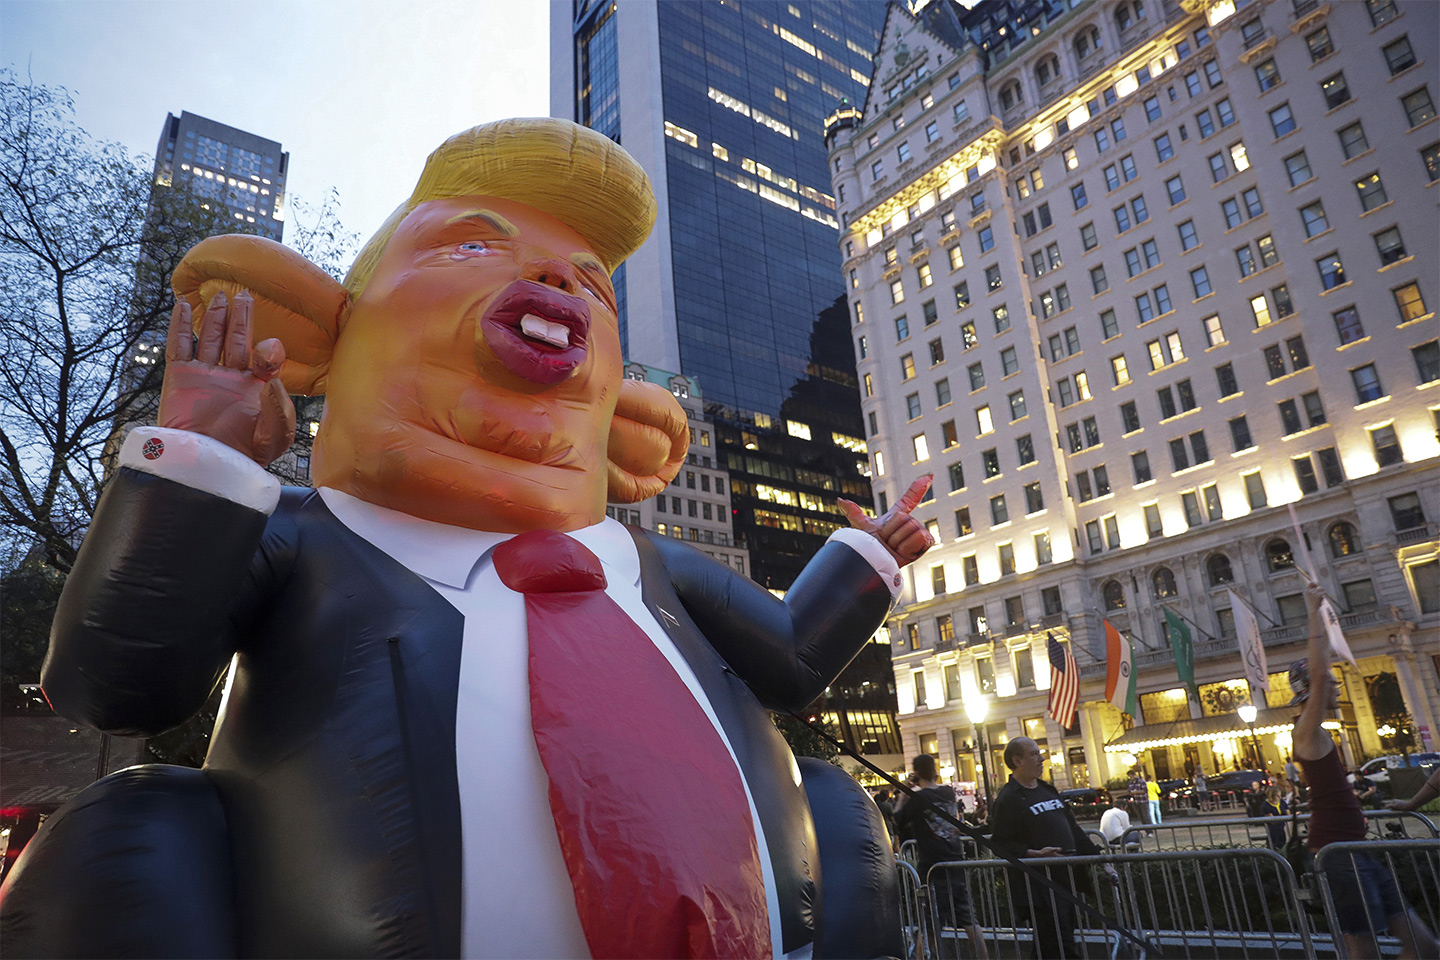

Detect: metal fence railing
1117,811,1437,853
911,848,1317,959
1312,839,1440,959
896,859,929,960
895,814,1440,958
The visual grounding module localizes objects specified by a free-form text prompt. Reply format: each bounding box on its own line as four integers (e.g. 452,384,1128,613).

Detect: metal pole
976,723,993,809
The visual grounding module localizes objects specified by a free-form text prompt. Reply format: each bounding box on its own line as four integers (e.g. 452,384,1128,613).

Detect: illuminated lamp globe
1238,704,1258,724
965,699,988,726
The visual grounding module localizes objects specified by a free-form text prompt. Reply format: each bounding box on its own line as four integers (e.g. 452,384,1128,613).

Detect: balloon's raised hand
837,475,935,567
158,292,296,466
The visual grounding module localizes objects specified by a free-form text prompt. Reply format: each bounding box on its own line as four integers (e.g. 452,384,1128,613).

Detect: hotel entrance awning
1103,706,1298,753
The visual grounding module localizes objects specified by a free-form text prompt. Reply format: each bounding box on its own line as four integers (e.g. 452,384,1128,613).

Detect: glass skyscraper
552,0,889,590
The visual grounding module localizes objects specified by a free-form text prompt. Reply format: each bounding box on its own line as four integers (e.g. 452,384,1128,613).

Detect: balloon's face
313,195,624,532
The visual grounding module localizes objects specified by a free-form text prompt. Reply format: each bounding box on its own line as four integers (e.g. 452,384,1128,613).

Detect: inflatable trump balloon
0,118,933,959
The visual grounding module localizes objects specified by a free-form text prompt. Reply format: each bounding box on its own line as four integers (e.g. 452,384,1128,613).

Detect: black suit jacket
40,469,893,957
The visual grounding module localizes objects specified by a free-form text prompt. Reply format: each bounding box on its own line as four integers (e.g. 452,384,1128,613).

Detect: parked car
1060,786,1111,821
1359,753,1439,784
1166,770,1271,807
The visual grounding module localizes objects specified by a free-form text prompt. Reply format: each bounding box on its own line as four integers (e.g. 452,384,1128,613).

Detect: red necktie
492,530,771,959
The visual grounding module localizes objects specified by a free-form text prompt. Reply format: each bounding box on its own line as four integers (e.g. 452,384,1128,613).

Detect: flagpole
1161,603,1219,644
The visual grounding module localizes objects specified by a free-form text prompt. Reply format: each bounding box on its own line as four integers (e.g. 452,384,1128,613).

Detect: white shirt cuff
119,427,281,515
826,527,902,603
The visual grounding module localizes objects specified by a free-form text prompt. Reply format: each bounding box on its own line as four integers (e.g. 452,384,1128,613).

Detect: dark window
1132,450,1152,484
1245,472,1268,509
1401,88,1435,128
1121,401,1141,433
1016,434,1035,465
1320,72,1351,110
1169,437,1190,471
1318,447,1345,487
1216,363,1239,397
1333,307,1365,345
1370,424,1402,466
1266,539,1294,572
1414,341,1440,384
1389,493,1425,531
1294,455,1319,495
1384,37,1417,75
1024,482,1044,514
990,494,1009,525
1144,503,1163,538
1207,554,1233,586
1351,364,1383,403
1229,416,1254,451
1203,483,1223,520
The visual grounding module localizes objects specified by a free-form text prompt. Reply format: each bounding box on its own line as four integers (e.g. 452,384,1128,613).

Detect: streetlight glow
965,698,988,725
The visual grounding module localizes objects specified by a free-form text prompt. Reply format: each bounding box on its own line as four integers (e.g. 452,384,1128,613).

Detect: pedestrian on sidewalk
896,755,989,959
1145,775,1162,825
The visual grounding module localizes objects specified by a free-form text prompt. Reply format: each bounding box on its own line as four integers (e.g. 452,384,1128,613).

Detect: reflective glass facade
562,0,886,589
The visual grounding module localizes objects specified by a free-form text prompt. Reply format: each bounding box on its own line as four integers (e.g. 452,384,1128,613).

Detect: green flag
1163,606,1198,703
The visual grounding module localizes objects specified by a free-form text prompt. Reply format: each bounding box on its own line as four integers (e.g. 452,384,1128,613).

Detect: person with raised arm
1288,582,1437,959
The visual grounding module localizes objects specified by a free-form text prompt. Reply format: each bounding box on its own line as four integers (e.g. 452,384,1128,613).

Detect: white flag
1320,597,1359,668
1228,589,1268,695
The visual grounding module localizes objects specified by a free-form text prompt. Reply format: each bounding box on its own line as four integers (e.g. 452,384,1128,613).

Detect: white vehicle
1359,752,1439,784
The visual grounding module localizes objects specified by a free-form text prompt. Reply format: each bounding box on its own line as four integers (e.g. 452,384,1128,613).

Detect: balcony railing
1340,609,1397,630
1397,523,1437,546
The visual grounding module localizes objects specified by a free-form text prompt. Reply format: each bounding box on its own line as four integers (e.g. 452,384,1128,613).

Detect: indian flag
1104,620,1137,717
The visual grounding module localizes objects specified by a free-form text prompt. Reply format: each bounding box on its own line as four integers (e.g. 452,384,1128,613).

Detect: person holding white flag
1288,503,1358,667
1290,583,1437,959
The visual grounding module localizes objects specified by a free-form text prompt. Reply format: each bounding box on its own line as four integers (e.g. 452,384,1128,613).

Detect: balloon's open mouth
480,280,590,385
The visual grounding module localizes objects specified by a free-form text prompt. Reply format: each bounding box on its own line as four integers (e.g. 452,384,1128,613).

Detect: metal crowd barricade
1312,839,1440,960
921,848,1314,959
896,859,929,960
1119,811,1437,853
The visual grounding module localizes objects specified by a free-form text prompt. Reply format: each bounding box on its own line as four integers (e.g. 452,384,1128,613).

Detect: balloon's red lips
480,280,590,385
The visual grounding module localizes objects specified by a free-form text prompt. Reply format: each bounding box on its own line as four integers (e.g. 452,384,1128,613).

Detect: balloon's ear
171,235,350,395
607,380,689,504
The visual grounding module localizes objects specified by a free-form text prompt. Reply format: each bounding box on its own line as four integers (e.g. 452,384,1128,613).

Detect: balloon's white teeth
519,314,571,348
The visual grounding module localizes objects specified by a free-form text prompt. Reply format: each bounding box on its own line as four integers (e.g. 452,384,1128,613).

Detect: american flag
1047,632,1079,729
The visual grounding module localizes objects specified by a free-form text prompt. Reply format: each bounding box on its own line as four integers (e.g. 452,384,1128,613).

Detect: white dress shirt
119,426,900,959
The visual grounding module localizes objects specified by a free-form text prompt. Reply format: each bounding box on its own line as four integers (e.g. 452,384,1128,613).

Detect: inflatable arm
645,532,893,712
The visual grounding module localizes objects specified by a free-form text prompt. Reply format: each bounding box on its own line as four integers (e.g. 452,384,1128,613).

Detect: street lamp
1237,703,1262,771
966,698,993,810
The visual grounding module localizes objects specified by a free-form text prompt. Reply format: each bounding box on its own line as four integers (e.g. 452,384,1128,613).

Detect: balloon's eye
581,282,603,302
452,241,491,259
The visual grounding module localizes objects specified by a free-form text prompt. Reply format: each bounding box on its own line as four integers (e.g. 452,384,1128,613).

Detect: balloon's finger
891,527,934,563
252,377,296,466
195,292,228,365
251,337,286,383
838,498,879,532
894,474,933,515
878,508,923,540
165,301,193,362
221,290,254,370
